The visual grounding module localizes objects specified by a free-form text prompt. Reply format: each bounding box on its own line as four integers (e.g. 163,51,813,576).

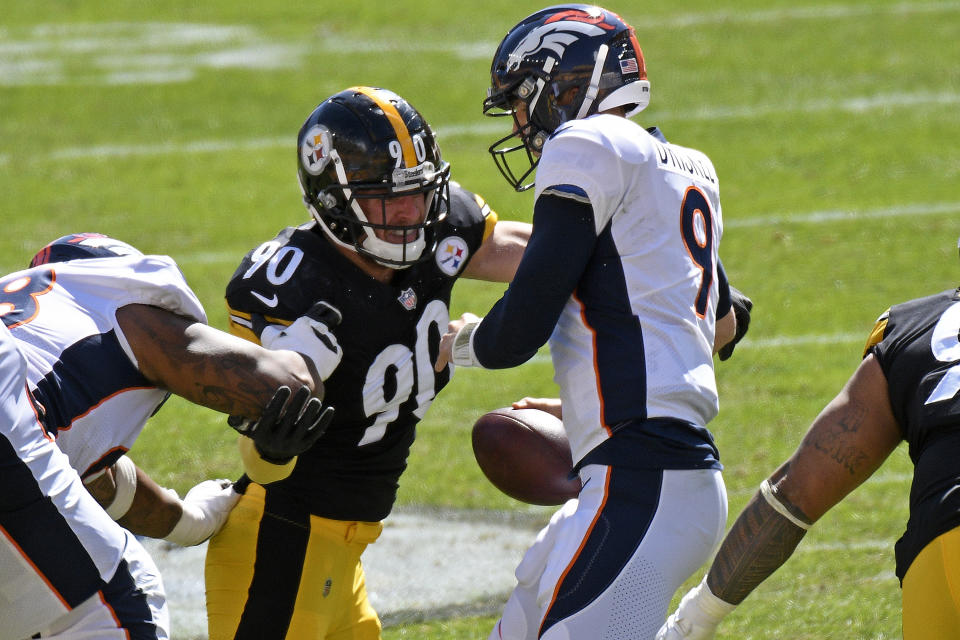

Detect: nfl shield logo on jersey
436,236,469,276
398,287,417,311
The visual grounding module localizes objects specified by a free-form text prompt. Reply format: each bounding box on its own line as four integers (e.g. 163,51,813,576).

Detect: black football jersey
867,288,960,580
225,184,493,521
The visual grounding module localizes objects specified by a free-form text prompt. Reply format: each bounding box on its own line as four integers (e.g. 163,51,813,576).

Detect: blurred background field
3,1,959,637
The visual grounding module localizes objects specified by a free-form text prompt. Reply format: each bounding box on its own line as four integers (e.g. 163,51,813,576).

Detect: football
471,408,582,506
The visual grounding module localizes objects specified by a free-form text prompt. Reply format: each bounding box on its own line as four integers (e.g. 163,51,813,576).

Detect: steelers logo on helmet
435,235,470,276
300,124,333,176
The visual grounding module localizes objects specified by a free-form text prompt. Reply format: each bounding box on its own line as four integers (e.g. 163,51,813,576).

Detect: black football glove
228,385,333,463
717,286,753,361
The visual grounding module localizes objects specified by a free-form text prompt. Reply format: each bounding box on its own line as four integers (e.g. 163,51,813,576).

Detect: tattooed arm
90,304,326,543
658,354,902,639
117,303,322,416
709,353,902,603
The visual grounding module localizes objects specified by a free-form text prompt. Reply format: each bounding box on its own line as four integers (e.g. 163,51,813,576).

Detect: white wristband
760,479,811,530
451,320,483,367
105,455,137,520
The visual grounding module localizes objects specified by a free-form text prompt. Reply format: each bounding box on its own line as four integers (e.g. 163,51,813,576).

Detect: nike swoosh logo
251,291,279,308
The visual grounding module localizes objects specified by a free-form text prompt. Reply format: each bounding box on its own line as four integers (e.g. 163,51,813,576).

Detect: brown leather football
471,408,582,505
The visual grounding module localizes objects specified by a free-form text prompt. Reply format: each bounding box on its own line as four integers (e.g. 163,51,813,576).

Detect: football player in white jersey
435,5,749,639
0,322,165,640
0,233,334,639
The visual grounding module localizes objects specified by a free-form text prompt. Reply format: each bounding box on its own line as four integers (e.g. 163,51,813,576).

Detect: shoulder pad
446,182,491,228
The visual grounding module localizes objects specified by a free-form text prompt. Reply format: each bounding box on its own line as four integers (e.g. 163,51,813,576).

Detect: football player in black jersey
204,86,530,640
659,274,960,638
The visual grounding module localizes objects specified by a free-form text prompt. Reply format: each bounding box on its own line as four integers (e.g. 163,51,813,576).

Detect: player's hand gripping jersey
0,254,206,479
226,183,492,521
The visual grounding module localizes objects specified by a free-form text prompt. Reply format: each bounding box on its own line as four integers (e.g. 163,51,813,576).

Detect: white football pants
489,464,727,640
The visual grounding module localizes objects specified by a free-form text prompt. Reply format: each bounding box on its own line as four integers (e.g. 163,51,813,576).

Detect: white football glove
260,302,343,380
163,479,241,547
656,576,736,640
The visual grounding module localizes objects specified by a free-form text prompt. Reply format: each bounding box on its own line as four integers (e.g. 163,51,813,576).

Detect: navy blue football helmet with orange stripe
483,5,650,191
30,233,142,267
297,87,450,269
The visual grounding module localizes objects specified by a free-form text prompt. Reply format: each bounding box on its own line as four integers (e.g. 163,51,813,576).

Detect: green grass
4,1,959,637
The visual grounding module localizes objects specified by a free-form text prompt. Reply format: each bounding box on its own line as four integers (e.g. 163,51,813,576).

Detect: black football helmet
30,233,142,267
483,5,650,191
297,86,450,269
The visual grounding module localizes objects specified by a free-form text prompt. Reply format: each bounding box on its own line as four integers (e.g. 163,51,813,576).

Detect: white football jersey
534,114,723,464
0,323,168,639
0,255,207,478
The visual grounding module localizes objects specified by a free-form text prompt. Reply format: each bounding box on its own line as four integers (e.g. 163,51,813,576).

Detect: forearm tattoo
150,325,281,416
707,492,808,605
185,353,280,417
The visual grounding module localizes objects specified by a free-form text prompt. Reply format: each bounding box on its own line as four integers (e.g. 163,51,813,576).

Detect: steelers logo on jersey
435,236,469,276
301,124,333,175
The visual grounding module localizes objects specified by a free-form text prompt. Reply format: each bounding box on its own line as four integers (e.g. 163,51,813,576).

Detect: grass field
3,1,959,638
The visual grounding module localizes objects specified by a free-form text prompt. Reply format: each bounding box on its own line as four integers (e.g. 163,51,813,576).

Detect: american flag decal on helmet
619,58,639,74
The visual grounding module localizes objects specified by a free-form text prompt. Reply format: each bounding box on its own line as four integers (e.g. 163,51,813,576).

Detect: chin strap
575,44,609,119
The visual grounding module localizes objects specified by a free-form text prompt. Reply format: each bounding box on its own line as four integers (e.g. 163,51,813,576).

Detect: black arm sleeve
716,259,731,318
472,193,597,369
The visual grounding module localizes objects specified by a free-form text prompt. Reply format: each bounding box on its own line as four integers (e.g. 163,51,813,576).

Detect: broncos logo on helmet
505,12,612,72
484,4,650,191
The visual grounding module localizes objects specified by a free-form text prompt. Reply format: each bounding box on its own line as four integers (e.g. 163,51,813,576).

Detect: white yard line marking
312,2,960,54
28,85,960,163
644,1,960,29
801,539,892,553
48,136,287,161
0,23,301,86
734,332,864,348
525,332,864,366
727,202,960,228
4,2,960,85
